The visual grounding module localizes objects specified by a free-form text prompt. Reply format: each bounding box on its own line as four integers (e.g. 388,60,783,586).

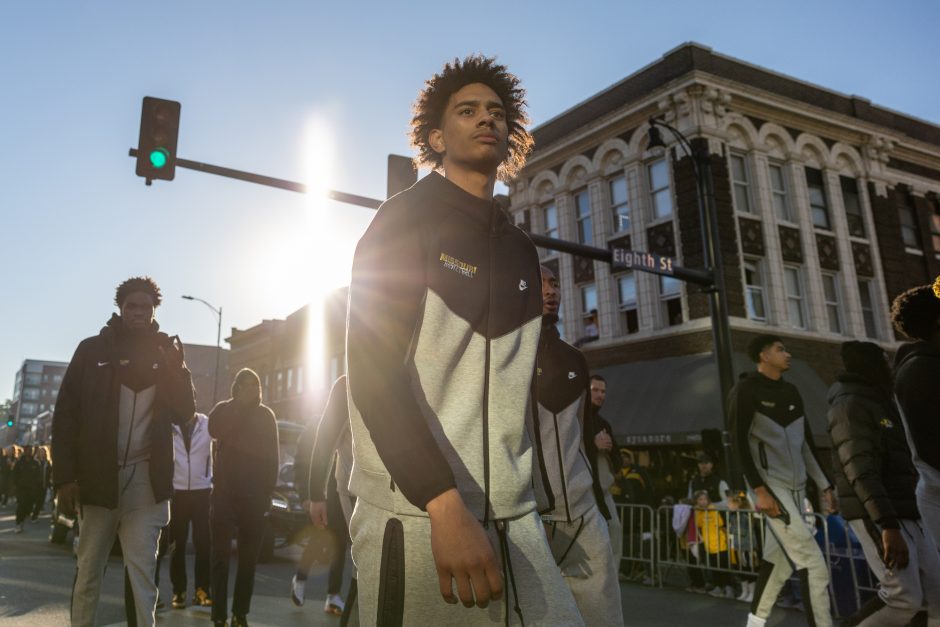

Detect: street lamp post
647,119,739,485
182,295,223,406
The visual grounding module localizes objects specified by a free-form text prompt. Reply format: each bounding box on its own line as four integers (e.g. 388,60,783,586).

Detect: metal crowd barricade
637,504,879,621
614,503,656,582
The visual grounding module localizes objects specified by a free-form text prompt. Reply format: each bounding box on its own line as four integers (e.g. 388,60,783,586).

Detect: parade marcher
536,265,624,626
52,276,196,627
12,445,42,532
891,278,940,549
31,445,53,520
303,375,359,624
730,334,836,627
209,368,279,627
168,412,213,609
345,55,583,625
588,374,625,575
0,446,12,506
827,340,940,626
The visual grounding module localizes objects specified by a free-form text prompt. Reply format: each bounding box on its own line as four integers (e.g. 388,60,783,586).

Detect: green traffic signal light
5,419,12,427
149,148,169,169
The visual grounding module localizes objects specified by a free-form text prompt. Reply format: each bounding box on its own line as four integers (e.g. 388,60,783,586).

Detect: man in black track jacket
52,277,195,627
346,55,582,626
827,341,940,626
730,334,835,627
536,264,623,626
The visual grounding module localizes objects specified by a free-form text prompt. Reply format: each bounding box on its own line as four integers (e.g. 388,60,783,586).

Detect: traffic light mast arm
128,148,381,210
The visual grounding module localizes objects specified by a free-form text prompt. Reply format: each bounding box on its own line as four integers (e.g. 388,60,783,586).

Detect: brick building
6,359,68,445
507,43,940,467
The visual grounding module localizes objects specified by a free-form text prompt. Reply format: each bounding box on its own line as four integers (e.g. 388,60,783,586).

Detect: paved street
1,504,808,626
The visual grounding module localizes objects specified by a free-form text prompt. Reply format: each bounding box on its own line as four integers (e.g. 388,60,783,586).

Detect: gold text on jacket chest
439,252,477,279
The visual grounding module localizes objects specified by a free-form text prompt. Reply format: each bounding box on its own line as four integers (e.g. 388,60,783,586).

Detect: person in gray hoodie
891,278,940,551
827,341,940,626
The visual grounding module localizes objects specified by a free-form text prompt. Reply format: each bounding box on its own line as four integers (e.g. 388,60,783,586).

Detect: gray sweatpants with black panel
545,504,624,627
350,499,584,627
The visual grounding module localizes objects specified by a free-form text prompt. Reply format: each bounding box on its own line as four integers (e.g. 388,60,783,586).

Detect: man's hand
822,488,838,514
754,486,781,518
882,528,909,569
158,337,185,371
57,482,80,518
307,501,328,528
594,430,613,451
426,488,503,608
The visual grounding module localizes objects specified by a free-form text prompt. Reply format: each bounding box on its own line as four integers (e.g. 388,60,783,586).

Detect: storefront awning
592,352,831,445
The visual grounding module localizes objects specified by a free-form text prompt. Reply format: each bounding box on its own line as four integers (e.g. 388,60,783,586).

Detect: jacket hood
100,313,160,341
894,340,940,370
827,372,889,405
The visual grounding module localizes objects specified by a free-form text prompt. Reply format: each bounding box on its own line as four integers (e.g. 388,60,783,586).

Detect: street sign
611,247,676,277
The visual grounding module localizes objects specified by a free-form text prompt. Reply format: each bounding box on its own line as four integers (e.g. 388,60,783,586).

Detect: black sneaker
172,592,186,609
231,615,249,627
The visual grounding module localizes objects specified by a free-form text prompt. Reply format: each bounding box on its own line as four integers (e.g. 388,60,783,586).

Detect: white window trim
730,152,753,215
768,162,794,223
574,189,592,245
743,259,768,323
783,265,807,330
821,272,844,334
609,175,630,234
647,158,673,221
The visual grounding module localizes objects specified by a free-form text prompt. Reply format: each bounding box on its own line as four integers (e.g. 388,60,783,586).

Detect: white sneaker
14,523,24,534
324,593,344,615
290,575,305,607
743,582,754,603
725,585,736,598
707,586,724,597
745,612,766,627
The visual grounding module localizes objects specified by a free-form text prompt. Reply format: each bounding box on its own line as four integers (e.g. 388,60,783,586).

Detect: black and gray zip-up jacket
730,371,831,492
826,373,918,529
894,341,940,503
536,316,610,522
346,172,551,521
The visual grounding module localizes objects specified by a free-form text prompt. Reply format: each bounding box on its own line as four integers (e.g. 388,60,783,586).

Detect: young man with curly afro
345,55,584,625
53,276,196,627
891,277,940,551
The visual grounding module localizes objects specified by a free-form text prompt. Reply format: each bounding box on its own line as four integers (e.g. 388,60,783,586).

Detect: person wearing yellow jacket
693,490,736,598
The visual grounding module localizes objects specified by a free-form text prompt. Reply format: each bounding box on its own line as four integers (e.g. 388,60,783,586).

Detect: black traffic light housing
136,97,181,184
387,154,417,198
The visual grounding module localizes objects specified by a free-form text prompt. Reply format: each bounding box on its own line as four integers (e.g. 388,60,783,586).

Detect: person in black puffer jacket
827,341,940,626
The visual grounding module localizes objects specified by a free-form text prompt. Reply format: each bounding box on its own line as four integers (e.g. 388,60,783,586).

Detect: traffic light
5,416,13,428
136,97,181,183
387,154,417,198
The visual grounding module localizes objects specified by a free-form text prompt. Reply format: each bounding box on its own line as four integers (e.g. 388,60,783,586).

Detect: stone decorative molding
647,221,676,257
816,233,840,271
573,256,595,284
852,241,875,277
779,225,803,263
863,135,896,166
607,233,632,254
738,217,765,256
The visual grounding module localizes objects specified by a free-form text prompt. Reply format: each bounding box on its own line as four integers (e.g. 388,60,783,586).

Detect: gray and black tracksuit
208,398,279,623
537,317,623,626
346,172,583,626
730,371,833,627
827,373,940,626
52,315,196,627
894,341,940,550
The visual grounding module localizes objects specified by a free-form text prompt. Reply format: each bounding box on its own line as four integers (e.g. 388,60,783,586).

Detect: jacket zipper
122,392,138,467
481,214,496,526
552,412,571,522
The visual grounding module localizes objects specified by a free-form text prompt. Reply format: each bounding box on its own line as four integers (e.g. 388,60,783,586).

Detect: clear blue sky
2,0,939,399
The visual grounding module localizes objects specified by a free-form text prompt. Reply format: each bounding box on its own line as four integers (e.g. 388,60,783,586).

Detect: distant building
8,359,68,444
506,43,940,462
182,343,231,414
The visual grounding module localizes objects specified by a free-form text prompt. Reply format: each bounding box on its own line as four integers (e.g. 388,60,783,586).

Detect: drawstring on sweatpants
495,520,524,627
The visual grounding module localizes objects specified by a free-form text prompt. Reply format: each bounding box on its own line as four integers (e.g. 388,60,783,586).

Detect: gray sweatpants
848,518,940,627
603,492,623,571
350,499,584,626
749,484,832,627
546,504,624,626
72,462,170,627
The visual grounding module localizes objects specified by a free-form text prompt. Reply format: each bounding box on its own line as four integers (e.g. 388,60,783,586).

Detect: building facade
7,359,68,444
508,43,940,458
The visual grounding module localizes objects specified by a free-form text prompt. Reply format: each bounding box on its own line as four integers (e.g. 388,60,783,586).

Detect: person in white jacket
168,412,214,609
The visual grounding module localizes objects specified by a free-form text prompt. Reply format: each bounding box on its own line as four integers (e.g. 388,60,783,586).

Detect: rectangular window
287,368,294,393
276,370,284,400
575,189,593,245
543,203,558,239
805,167,831,230
648,159,673,220
899,202,922,249
730,153,753,214
660,275,682,326
769,163,791,222
609,175,630,232
840,176,865,238
743,261,767,322
617,272,639,334
821,273,843,334
23,388,40,401
25,373,41,386
930,198,940,254
297,366,304,394
858,280,878,339
580,284,598,341
783,266,806,329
